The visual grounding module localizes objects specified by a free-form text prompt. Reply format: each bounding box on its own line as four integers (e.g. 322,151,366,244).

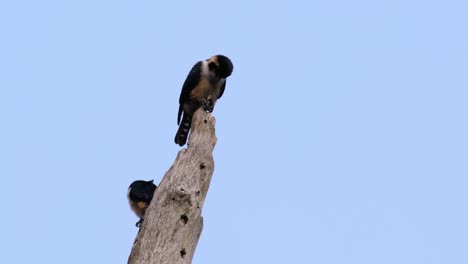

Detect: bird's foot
200,99,214,113
135,219,143,228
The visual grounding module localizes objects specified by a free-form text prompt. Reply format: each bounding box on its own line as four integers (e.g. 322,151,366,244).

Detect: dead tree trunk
128,109,217,264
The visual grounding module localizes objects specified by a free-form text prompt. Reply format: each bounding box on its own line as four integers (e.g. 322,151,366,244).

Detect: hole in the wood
181,214,188,224
199,163,206,169
203,119,207,123
172,198,176,201
196,191,201,196
180,248,187,258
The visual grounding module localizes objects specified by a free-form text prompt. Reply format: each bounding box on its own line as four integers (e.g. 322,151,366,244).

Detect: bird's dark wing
178,62,202,124
141,182,157,202
218,80,226,100
130,189,152,204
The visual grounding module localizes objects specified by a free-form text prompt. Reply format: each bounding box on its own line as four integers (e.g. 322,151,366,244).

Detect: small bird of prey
127,180,157,227
175,55,233,146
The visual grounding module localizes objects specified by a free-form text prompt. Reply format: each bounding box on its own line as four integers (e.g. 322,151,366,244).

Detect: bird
127,180,157,228
174,55,233,146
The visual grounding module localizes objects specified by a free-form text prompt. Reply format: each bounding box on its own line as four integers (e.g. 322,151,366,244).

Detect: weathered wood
128,109,217,264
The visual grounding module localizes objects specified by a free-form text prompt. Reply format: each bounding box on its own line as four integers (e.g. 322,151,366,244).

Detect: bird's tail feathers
174,113,192,146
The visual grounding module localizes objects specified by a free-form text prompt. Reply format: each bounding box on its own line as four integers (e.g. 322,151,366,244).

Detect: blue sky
1,1,467,263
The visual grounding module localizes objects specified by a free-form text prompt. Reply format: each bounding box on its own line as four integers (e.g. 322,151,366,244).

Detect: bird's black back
128,180,157,203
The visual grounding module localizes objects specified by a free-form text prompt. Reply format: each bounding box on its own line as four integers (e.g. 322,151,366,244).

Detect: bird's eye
208,62,217,70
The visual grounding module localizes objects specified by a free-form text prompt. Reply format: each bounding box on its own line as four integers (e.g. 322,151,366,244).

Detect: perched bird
127,180,157,227
175,55,233,146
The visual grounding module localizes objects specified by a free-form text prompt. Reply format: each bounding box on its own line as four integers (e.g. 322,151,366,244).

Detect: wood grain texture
128,109,217,264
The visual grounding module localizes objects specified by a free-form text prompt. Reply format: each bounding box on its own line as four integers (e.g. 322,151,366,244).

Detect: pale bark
128,109,217,264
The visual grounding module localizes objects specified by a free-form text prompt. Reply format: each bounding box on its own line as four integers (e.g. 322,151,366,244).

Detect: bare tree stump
128,109,217,264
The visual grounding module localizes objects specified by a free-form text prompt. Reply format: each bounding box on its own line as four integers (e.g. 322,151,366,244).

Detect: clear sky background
1,1,467,263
